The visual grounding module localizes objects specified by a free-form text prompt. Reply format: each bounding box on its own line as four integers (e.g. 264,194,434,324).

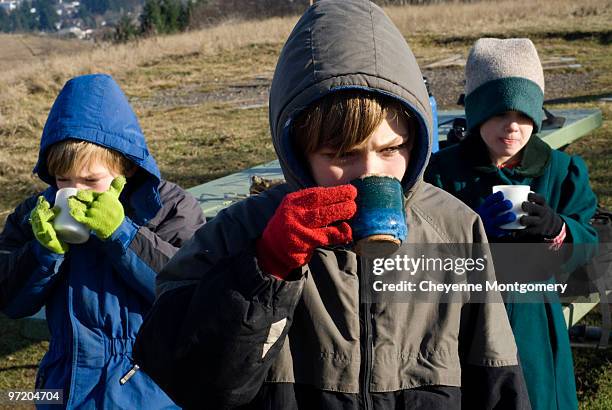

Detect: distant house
0,0,20,13
59,1,80,15
56,25,92,40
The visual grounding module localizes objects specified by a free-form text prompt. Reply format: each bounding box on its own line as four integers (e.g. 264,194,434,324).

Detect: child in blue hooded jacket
0,74,205,409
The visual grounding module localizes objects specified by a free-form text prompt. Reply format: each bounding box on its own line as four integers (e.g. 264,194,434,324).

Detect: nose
504,119,520,133
337,154,380,184
356,152,385,178
504,112,523,132
71,182,90,190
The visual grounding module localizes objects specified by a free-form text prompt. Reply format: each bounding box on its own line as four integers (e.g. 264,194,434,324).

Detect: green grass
144,102,276,188
118,42,281,99
565,103,612,208
0,313,46,390
574,335,612,410
572,306,612,410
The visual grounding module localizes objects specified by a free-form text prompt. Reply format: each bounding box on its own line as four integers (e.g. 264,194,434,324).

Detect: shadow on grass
434,30,612,46
542,30,612,45
545,93,612,105
0,364,38,372
0,313,41,358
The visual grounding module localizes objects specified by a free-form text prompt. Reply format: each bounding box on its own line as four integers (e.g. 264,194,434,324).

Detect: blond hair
46,140,133,177
292,90,416,158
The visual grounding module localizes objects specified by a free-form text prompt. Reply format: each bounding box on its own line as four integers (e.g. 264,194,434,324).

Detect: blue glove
475,191,516,239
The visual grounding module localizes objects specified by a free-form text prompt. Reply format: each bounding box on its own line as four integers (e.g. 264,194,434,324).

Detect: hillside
0,33,90,73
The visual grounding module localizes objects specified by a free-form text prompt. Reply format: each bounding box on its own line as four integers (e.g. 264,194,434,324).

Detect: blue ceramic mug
350,175,407,258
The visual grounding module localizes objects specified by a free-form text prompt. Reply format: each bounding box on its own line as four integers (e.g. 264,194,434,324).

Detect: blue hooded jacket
0,74,205,409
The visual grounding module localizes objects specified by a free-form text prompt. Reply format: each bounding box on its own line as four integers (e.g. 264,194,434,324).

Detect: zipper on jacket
358,256,374,410
120,364,140,385
66,273,77,408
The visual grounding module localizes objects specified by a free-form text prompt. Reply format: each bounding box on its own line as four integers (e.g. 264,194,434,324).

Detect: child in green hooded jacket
426,38,598,410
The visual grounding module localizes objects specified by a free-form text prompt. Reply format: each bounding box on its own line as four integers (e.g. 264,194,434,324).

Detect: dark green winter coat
425,134,598,410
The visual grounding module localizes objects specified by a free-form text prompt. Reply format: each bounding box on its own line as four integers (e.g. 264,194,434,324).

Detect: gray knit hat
464,38,545,133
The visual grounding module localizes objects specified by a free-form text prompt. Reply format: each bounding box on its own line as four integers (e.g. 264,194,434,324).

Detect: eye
85,179,101,183
381,141,410,155
56,177,69,182
320,150,356,162
333,151,359,162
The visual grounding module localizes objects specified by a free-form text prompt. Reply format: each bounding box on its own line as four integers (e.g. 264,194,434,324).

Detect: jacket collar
460,133,551,178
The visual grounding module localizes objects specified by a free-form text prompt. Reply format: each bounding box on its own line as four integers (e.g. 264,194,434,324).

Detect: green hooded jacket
426,134,598,410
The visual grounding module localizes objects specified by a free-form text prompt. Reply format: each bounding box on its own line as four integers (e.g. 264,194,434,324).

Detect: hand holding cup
491,185,531,230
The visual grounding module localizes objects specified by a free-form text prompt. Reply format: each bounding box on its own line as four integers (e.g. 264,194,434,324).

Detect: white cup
492,185,531,230
53,188,90,244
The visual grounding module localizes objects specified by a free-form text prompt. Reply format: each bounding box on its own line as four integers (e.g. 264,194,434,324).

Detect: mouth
500,137,519,145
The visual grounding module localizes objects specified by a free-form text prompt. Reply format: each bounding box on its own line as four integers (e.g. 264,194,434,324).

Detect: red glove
256,185,357,279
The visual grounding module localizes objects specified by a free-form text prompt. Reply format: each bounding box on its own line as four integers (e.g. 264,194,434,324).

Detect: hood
33,74,162,224
269,0,433,192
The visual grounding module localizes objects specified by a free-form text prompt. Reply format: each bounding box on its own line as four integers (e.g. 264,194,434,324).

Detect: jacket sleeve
549,155,598,280
557,155,598,244
98,182,205,304
133,184,303,408
1,195,66,318
459,217,532,410
134,246,304,409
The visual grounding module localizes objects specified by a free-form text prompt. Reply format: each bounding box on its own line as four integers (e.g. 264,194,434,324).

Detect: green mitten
68,176,126,240
29,196,69,254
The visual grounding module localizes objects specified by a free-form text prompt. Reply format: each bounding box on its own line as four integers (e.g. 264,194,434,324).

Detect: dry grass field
0,0,611,408
0,34,90,73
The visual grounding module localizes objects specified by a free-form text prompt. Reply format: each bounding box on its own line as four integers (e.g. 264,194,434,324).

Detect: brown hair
46,140,133,177
292,90,416,158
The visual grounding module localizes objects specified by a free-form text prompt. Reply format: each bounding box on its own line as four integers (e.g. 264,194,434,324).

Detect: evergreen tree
160,0,181,33
0,8,9,32
35,0,58,31
80,0,110,15
11,1,37,32
178,1,195,31
114,14,138,43
78,5,96,29
141,0,164,35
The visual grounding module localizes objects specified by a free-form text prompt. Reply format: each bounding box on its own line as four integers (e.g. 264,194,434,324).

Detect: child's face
479,111,534,165
307,110,412,186
55,161,121,192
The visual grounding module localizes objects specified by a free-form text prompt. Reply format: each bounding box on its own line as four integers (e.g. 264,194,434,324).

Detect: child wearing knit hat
464,38,545,136
426,38,598,410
